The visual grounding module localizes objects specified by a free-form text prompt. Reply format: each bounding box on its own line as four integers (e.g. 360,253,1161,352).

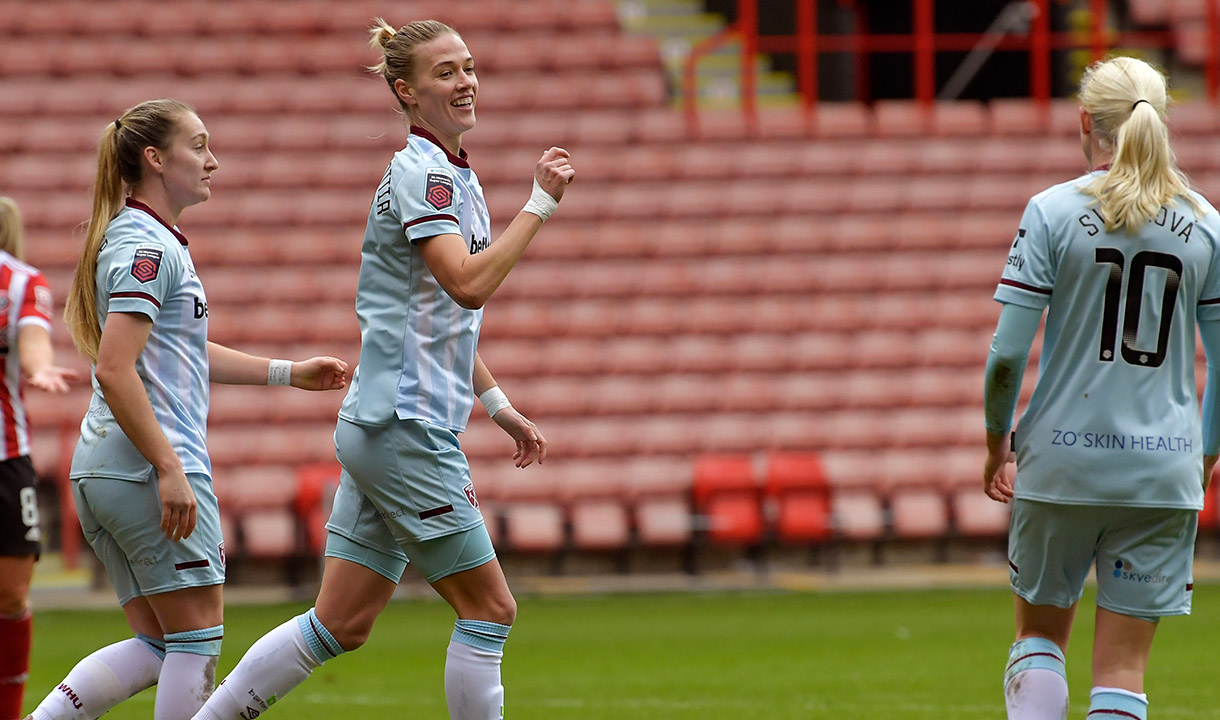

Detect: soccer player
23,100,348,720
0,196,76,720
189,19,574,720
984,56,1220,720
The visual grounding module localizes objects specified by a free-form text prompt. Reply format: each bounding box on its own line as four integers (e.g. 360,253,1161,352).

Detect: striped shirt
995,172,1220,509
70,199,211,481
0,251,53,460
339,126,491,432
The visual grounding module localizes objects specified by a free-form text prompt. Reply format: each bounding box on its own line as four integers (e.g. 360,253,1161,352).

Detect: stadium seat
238,509,300,559
951,486,1011,539
691,454,764,545
889,486,950,540
830,488,887,541
765,452,832,544
570,499,632,551
502,502,567,553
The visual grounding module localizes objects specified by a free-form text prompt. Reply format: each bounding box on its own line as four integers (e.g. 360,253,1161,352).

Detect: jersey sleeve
103,239,182,322
1197,214,1220,321
16,271,53,332
994,197,1055,310
395,161,463,244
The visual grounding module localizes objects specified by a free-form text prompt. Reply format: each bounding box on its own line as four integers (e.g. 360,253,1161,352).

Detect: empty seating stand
9,0,1219,573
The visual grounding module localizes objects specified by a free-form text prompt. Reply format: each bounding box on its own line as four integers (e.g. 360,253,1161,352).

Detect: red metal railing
683,0,1220,135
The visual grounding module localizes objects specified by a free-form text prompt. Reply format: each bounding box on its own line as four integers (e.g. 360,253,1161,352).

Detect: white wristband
479,386,513,418
268,359,293,386
521,177,559,222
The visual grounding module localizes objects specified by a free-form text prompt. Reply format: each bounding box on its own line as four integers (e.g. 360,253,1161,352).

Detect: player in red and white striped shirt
0,196,76,720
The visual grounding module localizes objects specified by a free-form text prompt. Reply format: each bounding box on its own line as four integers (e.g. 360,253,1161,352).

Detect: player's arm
417,148,574,309
16,276,76,392
982,302,1042,502
1199,320,1220,490
474,352,546,467
17,324,76,393
206,341,348,391
95,311,195,541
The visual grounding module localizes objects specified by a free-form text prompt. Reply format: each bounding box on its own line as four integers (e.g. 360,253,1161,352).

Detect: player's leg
24,477,168,720
357,417,511,720
1007,596,1075,720
193,556,398,720
192,461,406,720
0,556,35,720
133,473,228,720
1,456,43,720
144,584,224,720
1086,609,1156,719
427,549,515,720
1087,506,1196,720
28,475,226,720
1004,500,1097,720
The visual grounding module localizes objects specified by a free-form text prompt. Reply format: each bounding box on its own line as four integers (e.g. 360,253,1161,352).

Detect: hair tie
114,119,122,130
1131,99,1150,111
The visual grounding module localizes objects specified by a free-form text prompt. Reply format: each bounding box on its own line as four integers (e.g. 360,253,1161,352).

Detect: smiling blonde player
191,19,574,720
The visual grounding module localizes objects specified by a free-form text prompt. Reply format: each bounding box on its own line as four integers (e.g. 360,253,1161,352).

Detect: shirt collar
410,125,470,168
124,198,189,246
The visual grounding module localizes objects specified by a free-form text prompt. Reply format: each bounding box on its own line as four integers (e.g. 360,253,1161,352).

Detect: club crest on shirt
34,285,52,316
130,247,163,283
463,481,479,509
425,169,454,211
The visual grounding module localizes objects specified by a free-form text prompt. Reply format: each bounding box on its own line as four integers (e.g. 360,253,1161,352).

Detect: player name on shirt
1078,206,1197,241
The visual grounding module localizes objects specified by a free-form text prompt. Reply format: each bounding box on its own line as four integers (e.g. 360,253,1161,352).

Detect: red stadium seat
765,452,832,544
692,454,764,545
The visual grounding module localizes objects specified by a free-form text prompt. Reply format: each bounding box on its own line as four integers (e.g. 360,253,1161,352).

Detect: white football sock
192,610,338,720
154,653,218,720
28,638,162,720
445,620,511,720
1004,637,1068,720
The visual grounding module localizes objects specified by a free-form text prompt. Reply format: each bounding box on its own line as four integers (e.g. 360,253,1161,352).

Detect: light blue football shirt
339,126,491,432
996,172,1220,509
70,199,211,482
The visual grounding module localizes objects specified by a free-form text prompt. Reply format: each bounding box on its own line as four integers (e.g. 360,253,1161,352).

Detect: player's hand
1205,454,1218,492
291,356,349,391
492,408,547,468
534,147,575,203
26,365,78,393
983,446,1015,503
157,468,197,541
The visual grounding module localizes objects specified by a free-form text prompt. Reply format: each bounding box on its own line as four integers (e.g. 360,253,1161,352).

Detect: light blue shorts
73,473,226,606
325,418,495,584
1008,499,1196,617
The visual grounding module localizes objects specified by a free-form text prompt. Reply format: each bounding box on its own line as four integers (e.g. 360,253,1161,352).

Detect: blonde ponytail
65,100,195,361
1079,56,1205,232
0,197,25,261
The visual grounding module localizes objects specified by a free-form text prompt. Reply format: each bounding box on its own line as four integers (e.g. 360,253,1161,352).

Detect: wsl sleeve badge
130,247,164,283
425,169,455,211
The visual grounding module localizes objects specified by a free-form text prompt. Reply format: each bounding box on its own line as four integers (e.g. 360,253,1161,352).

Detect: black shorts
0,456,41,558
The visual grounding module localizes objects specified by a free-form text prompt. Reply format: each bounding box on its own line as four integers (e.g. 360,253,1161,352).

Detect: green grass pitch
25,585,1220,719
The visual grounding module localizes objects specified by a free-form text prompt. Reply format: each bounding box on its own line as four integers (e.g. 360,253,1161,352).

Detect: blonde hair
367,18,460,115
65,99,195,361
0,197,25,261
1079,56,1204,232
